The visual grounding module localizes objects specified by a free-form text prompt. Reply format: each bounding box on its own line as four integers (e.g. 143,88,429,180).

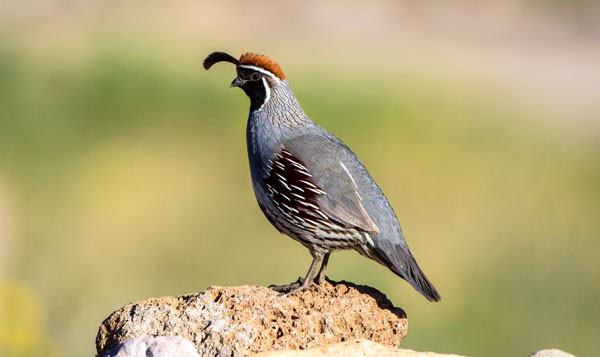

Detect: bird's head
203,51,286,112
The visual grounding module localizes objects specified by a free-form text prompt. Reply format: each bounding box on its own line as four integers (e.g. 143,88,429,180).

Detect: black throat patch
237,68,269,112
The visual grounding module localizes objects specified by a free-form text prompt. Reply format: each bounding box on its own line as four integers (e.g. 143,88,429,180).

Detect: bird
203,51,441,302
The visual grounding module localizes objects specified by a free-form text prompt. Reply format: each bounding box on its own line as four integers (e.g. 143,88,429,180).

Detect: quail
203,51,441,302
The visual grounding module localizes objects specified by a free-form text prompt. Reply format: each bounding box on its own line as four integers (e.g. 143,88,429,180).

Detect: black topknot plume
203,51,239,70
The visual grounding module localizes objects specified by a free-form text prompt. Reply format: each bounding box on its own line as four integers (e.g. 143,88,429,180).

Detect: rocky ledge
96,280,575,357
96,280,408,356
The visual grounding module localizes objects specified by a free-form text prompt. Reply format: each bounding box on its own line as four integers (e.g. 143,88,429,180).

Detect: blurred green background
0,1,599,356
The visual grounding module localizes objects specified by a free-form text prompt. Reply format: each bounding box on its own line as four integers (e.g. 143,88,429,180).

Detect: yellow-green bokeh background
1,1,599,356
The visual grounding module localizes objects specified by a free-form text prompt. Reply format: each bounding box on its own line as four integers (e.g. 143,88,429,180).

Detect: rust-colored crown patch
239,53,286,80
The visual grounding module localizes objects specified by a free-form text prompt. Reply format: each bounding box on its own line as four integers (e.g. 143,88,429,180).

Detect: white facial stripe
255,77,271,112
238,65,280,81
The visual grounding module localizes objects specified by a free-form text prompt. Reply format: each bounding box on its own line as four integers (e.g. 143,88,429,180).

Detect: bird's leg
315,252,331,284
269,253,324,295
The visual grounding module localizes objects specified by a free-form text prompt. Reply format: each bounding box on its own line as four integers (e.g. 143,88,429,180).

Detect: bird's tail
395,252,441,302
370,242,441,302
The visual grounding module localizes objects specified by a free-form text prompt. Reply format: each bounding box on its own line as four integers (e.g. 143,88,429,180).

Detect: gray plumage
204,51,441,302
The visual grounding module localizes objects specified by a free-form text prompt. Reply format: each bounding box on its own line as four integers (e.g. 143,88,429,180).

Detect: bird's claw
269,275,328,296
269,277,303,293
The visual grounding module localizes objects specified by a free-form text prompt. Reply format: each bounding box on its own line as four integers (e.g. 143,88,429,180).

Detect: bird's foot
315,273,328,285
269,277,304,293
269,277,315,296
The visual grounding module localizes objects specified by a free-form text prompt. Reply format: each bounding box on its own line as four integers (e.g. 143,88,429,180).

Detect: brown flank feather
239,53,286,80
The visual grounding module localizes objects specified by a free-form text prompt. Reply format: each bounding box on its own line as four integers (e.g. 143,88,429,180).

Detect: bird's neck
246,81,315,175
250,80,312,131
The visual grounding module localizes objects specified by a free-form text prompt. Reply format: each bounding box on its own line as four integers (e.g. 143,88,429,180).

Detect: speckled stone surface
96,280,407,357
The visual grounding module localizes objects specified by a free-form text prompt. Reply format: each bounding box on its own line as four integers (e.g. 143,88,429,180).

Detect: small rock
103,336,200,357
252,339,466,356
529,349,576,357
96,280,407,357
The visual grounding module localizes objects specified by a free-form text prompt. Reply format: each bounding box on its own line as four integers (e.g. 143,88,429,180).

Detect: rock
96,280,407,357
252,339,466,356
529,349,576,357
103,336,200,357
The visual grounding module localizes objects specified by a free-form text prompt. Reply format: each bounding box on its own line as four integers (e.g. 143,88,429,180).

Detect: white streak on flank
275,172,287,182
340,161,361,200
290,184,304,192
306,187,326,195
298,201,319,210
280,202,299,214
299,179,316,188
316,219,334,228
302,218,318,227
363,232,375,246
314,209,329,220
286,158,308,171
290,192,305,201
279,180,291,191
296,170,312,177
266,183,278,195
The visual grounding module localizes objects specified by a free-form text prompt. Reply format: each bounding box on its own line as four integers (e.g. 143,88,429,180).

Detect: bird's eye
251,73,261,81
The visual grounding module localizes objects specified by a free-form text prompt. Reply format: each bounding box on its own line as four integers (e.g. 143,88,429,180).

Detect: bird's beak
230,77,244,88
